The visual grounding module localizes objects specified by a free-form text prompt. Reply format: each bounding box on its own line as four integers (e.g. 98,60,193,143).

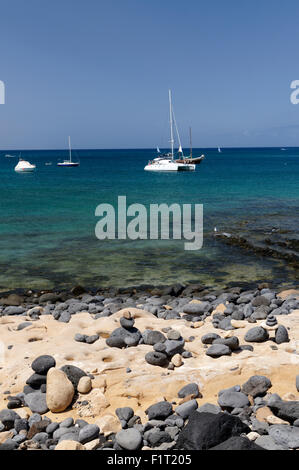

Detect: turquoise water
0,147,298,290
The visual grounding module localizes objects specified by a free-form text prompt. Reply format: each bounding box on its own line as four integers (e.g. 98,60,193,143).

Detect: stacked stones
144,328,190,369
10,355,56,415
105,311,142,348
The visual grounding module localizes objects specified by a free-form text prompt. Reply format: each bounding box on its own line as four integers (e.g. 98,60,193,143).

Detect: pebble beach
0,282,298,451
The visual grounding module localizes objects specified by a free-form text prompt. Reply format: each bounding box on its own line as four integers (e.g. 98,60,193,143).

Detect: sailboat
176,127,205,165
218,147,222,153
144,91,196,171
57,136,80,167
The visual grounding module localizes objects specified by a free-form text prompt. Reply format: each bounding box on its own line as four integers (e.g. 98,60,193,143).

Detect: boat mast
189,127,192,159
169,90,174,159
68,136,72,163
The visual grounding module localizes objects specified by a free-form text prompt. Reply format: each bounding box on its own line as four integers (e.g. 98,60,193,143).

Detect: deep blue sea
0,147,298,291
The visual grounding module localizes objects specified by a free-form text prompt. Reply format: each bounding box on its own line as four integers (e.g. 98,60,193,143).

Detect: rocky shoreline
0,282,298,450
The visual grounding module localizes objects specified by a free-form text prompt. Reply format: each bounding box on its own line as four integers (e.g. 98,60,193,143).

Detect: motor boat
14,159,36,172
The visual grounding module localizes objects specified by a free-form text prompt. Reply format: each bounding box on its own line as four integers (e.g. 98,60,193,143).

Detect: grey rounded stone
275,325,289,344
167,330,181,340
115,407,134,423
244,326,269,343
164,338,185,356
60,417,74,428
241,375,272,398
218,391,250,410
31,355,56,375
296,375,299,393
74,333,87,342
0,409,20,429
178,383,200,399
33,432,49,444
46,422,59,434
146,401,173,420
269,424,299,449
201,333,221,344
153,342,167,353
120,317,135,329
175,399,198,419
115,428,143,450
142,330,166,345
85,334,99,344
206,344,231,358
24,392,49,414
213,336,239,351
78,423,100,444
183,302,210,315
252,296,270,307
145,351,168,367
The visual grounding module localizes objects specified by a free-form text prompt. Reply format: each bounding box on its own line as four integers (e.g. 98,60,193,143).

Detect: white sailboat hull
144,159,195,171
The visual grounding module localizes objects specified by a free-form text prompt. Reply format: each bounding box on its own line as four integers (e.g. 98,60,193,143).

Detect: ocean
0,147,298,291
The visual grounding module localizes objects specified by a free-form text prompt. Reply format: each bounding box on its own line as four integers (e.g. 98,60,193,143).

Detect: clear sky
1,0,299,149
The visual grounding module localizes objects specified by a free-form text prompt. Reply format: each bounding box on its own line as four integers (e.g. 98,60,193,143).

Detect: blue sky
1,0,299,149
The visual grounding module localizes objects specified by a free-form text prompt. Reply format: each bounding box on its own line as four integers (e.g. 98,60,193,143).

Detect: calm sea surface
0,147,298,291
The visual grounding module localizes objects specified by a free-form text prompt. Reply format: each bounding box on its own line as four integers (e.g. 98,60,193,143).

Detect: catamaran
57,136,80,167
144,91,197,172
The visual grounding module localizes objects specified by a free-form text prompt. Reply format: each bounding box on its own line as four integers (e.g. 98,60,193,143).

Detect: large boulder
175,411,250,450
46,368,74,413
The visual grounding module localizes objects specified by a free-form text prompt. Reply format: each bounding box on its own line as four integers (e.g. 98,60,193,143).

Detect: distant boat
14,158,36,173
218,147,222,153
144,91,196,171
5,154,15,158
281,148,286,151
57,136,80,167
45,162,52,166
176,127,205,165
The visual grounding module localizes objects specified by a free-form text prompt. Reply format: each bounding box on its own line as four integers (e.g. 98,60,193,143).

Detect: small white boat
45,162,52,166
57,136,80,167
218,147,222,153
5,154,15,158
144,91,196,172
14,159,36,173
